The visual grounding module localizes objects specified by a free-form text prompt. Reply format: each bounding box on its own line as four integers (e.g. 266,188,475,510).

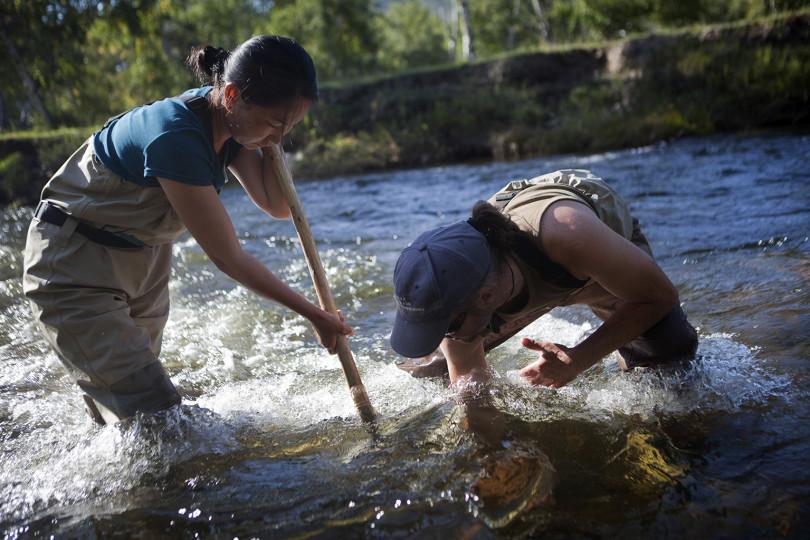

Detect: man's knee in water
618,303,698,371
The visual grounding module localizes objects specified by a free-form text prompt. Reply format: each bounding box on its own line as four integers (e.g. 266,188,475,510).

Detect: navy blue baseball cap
390,220,492,358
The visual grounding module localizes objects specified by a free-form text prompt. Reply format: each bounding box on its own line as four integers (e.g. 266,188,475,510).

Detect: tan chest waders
22,95,214,424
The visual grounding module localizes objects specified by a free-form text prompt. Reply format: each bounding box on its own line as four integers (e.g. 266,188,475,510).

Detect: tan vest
487,169,636,323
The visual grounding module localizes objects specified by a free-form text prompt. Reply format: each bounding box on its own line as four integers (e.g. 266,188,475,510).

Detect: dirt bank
2,12,808,206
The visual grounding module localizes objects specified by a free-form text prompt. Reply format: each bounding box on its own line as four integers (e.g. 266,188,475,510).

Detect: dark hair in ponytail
469,200,523,256
186,35,318,108
186,45,229,81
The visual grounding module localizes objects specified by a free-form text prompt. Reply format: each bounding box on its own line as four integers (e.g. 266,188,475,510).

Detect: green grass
0,125,96,142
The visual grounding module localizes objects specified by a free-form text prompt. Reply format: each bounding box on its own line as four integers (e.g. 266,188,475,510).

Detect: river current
1,130,808,538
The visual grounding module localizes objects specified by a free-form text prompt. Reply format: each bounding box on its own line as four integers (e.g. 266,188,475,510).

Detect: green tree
583,0,655,37
375,0,448,72
81,0,274,122
173,0,274,51
4,0,803,131
264,0,379,80
650,0,784,26
466,0,803,53
469,0,552,54
0,0,276,129
81,1,189,119
0,0,107,129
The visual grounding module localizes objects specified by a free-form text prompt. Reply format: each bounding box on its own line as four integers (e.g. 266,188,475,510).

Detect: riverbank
1,11,808,206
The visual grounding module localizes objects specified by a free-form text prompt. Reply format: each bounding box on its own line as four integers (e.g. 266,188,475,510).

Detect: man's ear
476,284,497,310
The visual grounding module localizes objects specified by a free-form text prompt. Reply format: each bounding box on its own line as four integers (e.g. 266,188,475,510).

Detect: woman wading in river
23,35,352,425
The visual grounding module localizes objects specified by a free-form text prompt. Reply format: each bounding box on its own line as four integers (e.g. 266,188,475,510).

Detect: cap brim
389,309,452,359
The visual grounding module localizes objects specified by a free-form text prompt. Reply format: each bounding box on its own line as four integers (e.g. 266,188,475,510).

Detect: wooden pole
267,144,376,423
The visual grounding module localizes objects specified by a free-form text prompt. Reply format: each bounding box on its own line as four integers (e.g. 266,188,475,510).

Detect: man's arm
519,200,677,387
441,336,489,384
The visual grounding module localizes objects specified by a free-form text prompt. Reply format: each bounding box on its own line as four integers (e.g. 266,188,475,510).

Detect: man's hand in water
518,339,581,388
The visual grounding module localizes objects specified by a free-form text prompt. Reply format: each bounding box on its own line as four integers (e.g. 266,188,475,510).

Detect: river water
1,130,808,539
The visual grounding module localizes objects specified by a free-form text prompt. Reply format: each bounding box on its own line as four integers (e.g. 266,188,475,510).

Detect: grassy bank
2,11,808,206
289,10,809,178
0,127,93,207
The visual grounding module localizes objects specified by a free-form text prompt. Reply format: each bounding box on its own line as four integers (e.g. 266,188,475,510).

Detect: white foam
194,351,446,429
0,404,239,523
491,320,792,422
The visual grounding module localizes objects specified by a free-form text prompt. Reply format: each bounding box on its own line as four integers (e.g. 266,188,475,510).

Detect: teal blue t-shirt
92,87,240,191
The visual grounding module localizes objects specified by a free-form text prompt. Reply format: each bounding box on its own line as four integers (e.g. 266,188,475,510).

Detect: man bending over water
389,169,697,387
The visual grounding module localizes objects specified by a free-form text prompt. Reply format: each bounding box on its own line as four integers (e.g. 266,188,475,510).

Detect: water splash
480,313,793,424
0,405,240,526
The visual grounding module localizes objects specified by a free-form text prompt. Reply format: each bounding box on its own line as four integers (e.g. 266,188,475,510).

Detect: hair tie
204,46,228,76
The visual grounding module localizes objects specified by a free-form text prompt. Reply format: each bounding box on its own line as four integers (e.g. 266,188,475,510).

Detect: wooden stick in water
267,144,376,424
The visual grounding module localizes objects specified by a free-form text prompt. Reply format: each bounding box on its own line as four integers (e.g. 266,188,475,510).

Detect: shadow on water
2,130,809,539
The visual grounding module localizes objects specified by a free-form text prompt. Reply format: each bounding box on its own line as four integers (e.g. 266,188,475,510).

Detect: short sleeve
143,127,217,186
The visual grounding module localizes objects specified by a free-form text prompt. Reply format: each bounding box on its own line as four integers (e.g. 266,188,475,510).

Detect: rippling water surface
1,131,808,539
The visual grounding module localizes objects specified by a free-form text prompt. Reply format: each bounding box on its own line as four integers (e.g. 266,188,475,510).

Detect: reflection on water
1,130,809,538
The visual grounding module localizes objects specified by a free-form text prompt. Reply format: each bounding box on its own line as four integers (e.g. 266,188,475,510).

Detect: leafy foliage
260,0,379,80
375,0,448,71
1,8,808,198
2,0,804,131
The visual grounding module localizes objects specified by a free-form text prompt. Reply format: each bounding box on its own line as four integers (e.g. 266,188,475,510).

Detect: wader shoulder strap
181,95,213,145
178,96,241,170
175,95,240,168
492,181,598,214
